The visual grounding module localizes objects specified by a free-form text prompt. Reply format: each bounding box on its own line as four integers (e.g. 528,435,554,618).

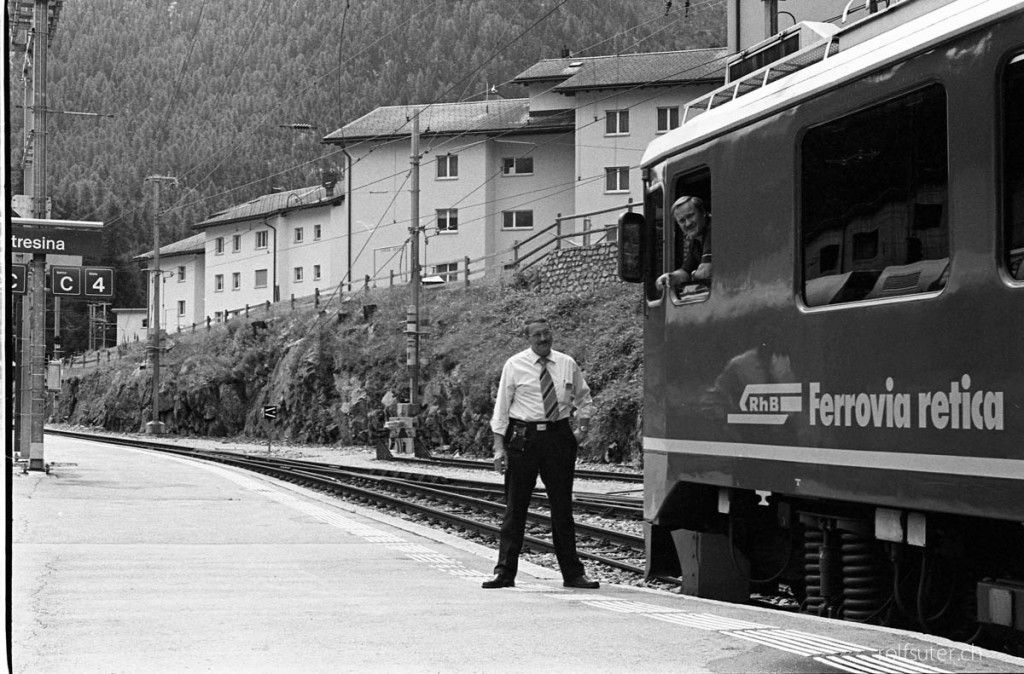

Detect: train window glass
667,170,712,303
819,245,840,275
1003,53,1024,281
801,84,949,306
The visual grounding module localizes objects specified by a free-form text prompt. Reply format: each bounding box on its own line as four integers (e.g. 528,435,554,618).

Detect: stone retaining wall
530,242,620,295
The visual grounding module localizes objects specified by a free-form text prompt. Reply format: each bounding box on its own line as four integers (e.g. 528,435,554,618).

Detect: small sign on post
263,405,277,454
10,264,27,294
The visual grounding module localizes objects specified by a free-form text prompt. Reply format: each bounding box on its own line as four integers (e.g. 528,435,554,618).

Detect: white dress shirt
490,347,594,436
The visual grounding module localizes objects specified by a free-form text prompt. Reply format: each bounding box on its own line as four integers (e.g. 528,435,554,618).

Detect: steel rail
393,455,644,483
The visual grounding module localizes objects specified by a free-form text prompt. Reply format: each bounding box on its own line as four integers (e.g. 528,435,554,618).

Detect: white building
323,99,576,284
112,307,147,346
192,184,345,321
511,50,727,234
321,48,729,285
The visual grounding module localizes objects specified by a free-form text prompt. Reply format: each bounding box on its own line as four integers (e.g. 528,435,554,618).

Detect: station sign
10,264,27,294
50,266,116,298
51,266,82,296
11,217,105,258
84,268,115,297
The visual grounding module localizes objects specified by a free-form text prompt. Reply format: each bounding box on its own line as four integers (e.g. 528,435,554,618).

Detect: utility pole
409,111,422,414
24,0,52,470
144,176,177,435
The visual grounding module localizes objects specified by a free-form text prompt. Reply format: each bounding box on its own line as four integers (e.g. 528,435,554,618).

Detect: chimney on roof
321,169,339,197
561,46,571,58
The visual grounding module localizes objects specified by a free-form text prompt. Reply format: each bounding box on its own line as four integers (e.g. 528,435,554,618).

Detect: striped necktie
539,357,559,421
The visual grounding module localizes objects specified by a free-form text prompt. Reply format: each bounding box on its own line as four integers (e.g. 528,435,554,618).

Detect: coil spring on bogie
841,531,887,623
801,525,888,622
803,528,825,616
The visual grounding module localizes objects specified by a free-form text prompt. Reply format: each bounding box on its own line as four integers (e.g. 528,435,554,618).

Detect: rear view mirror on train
618,211,646,283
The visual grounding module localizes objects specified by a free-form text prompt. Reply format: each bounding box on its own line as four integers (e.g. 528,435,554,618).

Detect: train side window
666,170,712,303
1004,53,1024,281
800,84,949,306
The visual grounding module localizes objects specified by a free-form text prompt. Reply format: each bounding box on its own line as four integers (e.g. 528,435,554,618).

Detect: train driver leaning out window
656,195,712,290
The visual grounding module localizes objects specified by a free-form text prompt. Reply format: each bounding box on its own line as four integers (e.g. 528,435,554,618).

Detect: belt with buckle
511,418,567,432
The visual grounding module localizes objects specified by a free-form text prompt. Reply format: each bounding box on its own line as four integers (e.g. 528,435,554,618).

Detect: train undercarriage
646,482,1024,652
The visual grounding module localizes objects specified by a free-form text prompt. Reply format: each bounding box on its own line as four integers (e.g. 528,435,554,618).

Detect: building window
605,110,629,135
214,274,224,292
437,208,459,233
294,266,304,282
294,227,303,244
177,265,186,281
313,224,322,240
435,262,458,282
254,269,268,288
605,167,630,193
215,237,224,255
313,264,321,281
255,230,269,249
177,300,186,317
232,272,241,290
502,210,534,230
801,84,949,306
232,234,241,252
657,106,680,133
214,311,223,322
437,154,458,179
502,156,534,176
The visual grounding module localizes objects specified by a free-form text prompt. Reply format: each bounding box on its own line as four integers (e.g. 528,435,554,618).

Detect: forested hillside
8,0,723,351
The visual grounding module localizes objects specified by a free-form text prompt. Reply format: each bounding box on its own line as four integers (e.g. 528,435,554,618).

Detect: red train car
618,0,1024,641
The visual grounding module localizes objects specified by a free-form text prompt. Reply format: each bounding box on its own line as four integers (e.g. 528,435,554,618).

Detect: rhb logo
728,383,803,425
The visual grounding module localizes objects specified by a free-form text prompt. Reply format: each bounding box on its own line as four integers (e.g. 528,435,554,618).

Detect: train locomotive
618,0,1024,644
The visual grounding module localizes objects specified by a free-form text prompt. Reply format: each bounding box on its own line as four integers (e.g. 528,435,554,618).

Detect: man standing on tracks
482,317,600,590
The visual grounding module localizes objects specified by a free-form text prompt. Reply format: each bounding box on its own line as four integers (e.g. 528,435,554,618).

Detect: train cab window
1004,53,1024,281
663,170,712,303
801,84,949,306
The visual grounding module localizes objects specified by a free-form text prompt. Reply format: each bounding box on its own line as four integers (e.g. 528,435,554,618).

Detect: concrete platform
9,434,1024,674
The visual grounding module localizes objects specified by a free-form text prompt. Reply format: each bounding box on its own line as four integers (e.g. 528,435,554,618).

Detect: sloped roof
193,184,343,231
513,48,728,92
134,232,205,261
323,99,574,143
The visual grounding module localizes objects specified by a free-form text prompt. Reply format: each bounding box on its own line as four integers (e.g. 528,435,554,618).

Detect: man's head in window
657,195,712,290
671,195,709,241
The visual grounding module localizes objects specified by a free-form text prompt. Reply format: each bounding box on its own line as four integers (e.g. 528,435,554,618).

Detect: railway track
47,428,647,576
392,454,645,484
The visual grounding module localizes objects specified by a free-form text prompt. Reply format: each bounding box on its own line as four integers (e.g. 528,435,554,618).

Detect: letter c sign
51,266,82,296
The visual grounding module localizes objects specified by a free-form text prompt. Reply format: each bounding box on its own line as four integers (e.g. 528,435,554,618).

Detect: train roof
642,0,1023,170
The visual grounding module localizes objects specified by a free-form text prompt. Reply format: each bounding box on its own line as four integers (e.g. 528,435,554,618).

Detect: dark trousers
493,419,585,582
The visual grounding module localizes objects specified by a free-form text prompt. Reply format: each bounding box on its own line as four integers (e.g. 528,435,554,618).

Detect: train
617,0,1024,644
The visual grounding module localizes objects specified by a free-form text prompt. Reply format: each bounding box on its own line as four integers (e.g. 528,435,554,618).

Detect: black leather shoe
482,575,515,589
563,575,600,589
